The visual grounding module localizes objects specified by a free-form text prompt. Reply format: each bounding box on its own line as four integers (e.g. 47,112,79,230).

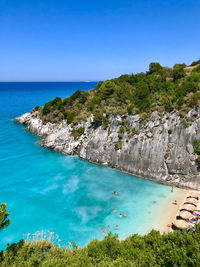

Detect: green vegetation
0,203,10,231
2,203,200,266
190,59,200,66
34,60,200,129
72,127,85,140
132,128,140,136
194,139,200,155
32,105,41,112
2,226,200,266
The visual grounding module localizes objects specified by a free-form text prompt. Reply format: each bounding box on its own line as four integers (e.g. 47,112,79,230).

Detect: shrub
33,105,41,111
194,139,200,155
0,203,10,231
102,116,109,129
127,103,133,114
182,120,189,128
93,112,104,128
172,64,186,81
132,128,140,136
190,59,200,66
70,90,83,101
72,127,85,140
43,101,52,115
37,59,200,128
3,225,200,265
66,112,77,124
148,62,163,74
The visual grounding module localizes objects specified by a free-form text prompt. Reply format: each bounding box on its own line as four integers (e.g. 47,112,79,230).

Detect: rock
187,143,194,154
146,132,152,138
14,113,31,124
151,111,160,119
14,108,200,190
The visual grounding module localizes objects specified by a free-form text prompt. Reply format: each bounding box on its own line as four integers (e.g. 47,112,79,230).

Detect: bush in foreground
1,226,200,266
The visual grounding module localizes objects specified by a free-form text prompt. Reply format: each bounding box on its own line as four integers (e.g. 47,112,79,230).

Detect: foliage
172,63,186,81
148,62,163,74
72,127,85,140
43,97,62,115
196,155,200,165
0,203,10,231
33,59,200,130
190,59,200,66
132,128,140,136
2,226,200,266
66,111,77,124
194,139,200,155
33,105,41,111
102,116,109,129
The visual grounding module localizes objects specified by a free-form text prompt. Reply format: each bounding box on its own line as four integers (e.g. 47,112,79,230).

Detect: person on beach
112,208,117,213
167,222,174,228
115,225,119,230
172,200,177,205
171,186,174,192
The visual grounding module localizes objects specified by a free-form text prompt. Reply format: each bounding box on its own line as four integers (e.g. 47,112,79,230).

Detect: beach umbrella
179,210,193,220
182,204,196,212
174,219,189,230
185,197,198,205
189,192,200,198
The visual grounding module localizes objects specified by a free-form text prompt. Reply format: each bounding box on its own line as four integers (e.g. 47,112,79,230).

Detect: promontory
14,60,200,189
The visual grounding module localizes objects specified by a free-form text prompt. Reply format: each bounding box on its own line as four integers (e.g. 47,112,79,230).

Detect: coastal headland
14,108,200,190
14,61,200,190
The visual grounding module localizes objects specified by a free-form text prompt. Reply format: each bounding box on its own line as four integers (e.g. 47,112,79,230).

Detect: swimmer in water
123,213,127,217
107,225,110,230
115,225,119,230
102,230,105,235
154,200,157,204
119,213,122,218
113,191,118,195
112,209,117,213
171,185,174,192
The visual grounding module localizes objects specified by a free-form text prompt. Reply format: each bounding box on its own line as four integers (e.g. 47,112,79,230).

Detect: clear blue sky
0,0,199,81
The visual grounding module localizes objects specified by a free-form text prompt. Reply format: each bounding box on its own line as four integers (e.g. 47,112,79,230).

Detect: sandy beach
154,187,200,234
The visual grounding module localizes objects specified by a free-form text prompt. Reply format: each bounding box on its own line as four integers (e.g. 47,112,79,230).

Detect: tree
172,64,186,81
0,203,10,231
148,62,163,74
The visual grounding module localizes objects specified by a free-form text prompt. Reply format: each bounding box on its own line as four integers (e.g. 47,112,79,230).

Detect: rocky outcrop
14,109,200,190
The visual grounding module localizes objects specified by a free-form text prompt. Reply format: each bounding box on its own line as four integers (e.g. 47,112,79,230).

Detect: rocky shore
14,108,200,190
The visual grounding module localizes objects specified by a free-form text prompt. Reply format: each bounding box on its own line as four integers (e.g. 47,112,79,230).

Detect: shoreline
14,108,200,191
79,156,193,190
154,188,199,234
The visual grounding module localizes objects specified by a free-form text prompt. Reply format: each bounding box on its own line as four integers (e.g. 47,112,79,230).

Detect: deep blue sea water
0,82,173,250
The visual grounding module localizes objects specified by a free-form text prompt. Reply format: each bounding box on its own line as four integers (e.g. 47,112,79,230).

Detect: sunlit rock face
14,108,200,190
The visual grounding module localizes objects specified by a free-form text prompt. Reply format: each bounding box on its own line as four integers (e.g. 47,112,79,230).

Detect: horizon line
0,81,100,83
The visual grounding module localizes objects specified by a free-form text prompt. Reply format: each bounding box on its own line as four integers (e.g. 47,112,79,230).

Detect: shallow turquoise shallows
0,82,171,250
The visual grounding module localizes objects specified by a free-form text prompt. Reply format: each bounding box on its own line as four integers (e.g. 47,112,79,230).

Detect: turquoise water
0,82,172,249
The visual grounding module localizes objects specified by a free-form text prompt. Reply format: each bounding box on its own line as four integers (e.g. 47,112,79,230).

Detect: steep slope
14,60,200,189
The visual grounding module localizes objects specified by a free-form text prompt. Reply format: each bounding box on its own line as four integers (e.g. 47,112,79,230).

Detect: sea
0,82,174,250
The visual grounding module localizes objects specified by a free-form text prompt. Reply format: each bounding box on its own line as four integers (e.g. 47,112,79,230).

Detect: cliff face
14,108,200,190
